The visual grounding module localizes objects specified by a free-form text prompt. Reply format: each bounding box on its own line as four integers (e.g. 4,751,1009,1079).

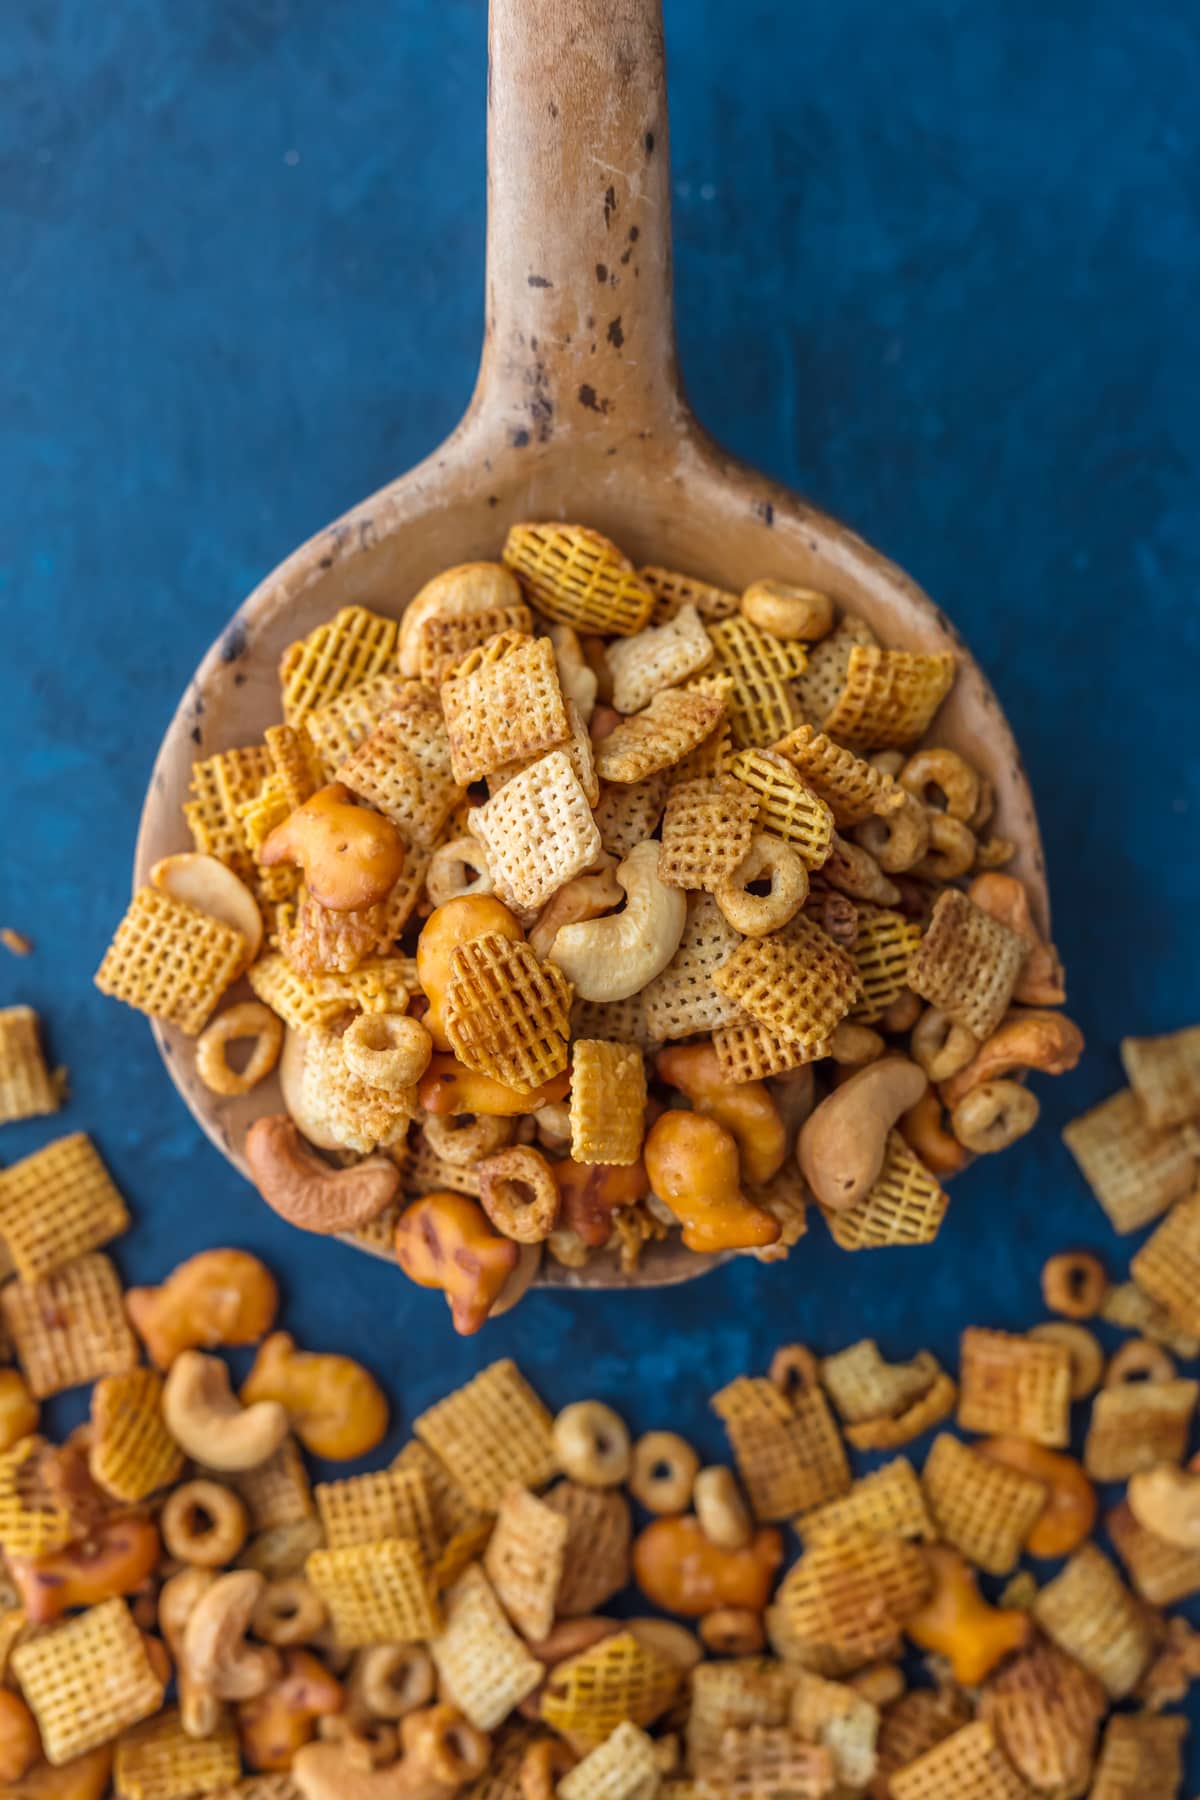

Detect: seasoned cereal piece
503,523,654,636
96,887,246,1036
711,917,861,1055
686,1658,795,1768
544,1481,632,1615
907,889,1029,1042
11,1598,165,1764
1032,1544,1155,1699
414,1360,556,1512
596,688,727,785
0,1006,60,1123
593,773,669,858
712,1375,850,1519
774,722,903,827
712,1017,807,1082
1083,1375,1198,1481
1063,1086,1197,1233
822,645,956,750
921,1432,1046,1575
569,1040,647,1166
1131,1190,1200,1336
557,1722,661,1800
641,894,745,1043
3,1254,139,1398
416,603,533,684
305,1537,437,1648
278,605,399,727
540,1629,681,1746
849,906,923,1024
89,1368,184,1503
789,1668,879,1790
1090,1712,1188,1800
441,632,571,784
958,1326,1071,1448
640,563,740,625
467,750,601,913
483,1486,568,1641
0,1435,75,1557
819,1340,940,1426
706,615,800,747
315,1467,437,1557
658,776,758,891
0,1133,129,1285
114,1707,240,1800
1107,1498,1200,1606
430,1562,543,1730
606,604,714,715
873,1687,974,1795
729,749,836,867
338,683,461,846
821,1132,949,1251
717,1725,835,1798
184,743,273,879
228,1436,319,1536
773,1528,931,1664
844,1369,958,1452
1100,1279,1200,1358
793,615,879,724
889,1719,1032,1800
796,1456,934,1545
303,672,409,779
980,1638,1105,1795
444,932,572,1093
1120,1023,1200,1130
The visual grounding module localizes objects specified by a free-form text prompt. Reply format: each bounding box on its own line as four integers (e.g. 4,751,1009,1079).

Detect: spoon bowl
135,0,1048,1289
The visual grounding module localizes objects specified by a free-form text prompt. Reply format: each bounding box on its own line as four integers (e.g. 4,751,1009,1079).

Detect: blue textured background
3,0,1199,1758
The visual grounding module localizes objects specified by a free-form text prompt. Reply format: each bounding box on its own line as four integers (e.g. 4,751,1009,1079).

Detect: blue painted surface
3,0,1199,1757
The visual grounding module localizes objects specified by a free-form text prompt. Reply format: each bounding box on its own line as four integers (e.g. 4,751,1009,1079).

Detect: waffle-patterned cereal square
712,1374,850,1519
821,645,956,750
306,1537,437,1648
1121,1024,1200,1131
571,996,651,1050
3,1254,139,1398
606,604,714,715
712,917,861,1055
889,1719,1032,1800
729,749,835,868
593,774,669,858
430,1562,543,1730
12,1598,165,1764
0,1006,59,1123
503,524,654,637
414,1360,556,1512
706,616,800,747
1033,1543,1155,1699
658,776,758,891
822,1131,949,1253
1107,1498,1200,1605
1101,1278,1200,1357
0,1435,75,1557
872,1687,974,1796
445,931,572,1092
540,1628,681,1746
0,1133,129,1285
558,1720,662,1800
544,1481,632,1616
570,1040,647,1166
278,606,399,727
441,632,571,784
338,683,462,846
958,1326,1071,1448
1083,1376,1197,1481
773,1528,932,1663
921,1432,1046,1575
417,603,534,684
1064,1087,1198,1234
820,1340,940,1426
1131,1190,1200,1336
114,1706,240,1800
230,1437,315,1533
303,672,409,779
774,723,903,828
483,1485,569,1641
95,887,246,1036
89,1368,184,1503
315,1467,437,1557
641,894,745,1042
796,1456,934,1545
788,1668,880,1790
907,888,1029,1041
246,952,353,1032
718,1725,834,1800
980,1638,1105,1796
491,695,600,807
686,1657,796,1768
712,1017,807,1082
1090,1712,1188,1800
595,689,727,785
849,907,924,1024
639,564,740,626
184,743,273,878
793,615,878,723
467,750,601,912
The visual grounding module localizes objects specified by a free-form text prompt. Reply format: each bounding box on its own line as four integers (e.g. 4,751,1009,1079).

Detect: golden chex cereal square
907,888,1029,1041
491,694,599,806
872,1688,974,1791
569,1039,647,1166
789,1669,879,1790
0,1005,60,1123
1032,1544,1155,1699
707,615,800,747
889,1719,1031,1800
95,887,246,1036
712,1017,807,1082
921,1432,1046,1575
639,563,740,625
303,671,409,778
821,645,956,750
417,603,533,684
430,1562,543,1730
595,688,727,785
729,749,836,867
1107,1498,1200,1606
467,749,601,912
571,994,652,1050
114,1706,241,1800
414,1360,556,1512
822,1133,949,1252
796,1456,934,1545
540,1629,681,1746
0,1434,76,1557
712,916,861,1056
1121,1024,1200,1130
717,1725,835,1799
441,631,571,784
606,603,715,715
183,743,273,878
712,1375,850,1519
958,1326,1071,1448
278,605,399,727
544,1481,632,1617
641,894,745,1043
89,1368,184,1503
1090,1713,1188,1800
3,1253,139,1398
227,1438,315,1533
338,681,462,846
445,932,572,1093
1100,1277,1200,1358
685,1659,795,1769
793,615,878,723
503,523,654,637
1084,1376,1197,1481
1064,1087,1197,1233
774,1528,932,1663
979,1638,1105,1795
593,774,669,857
658,776,758,891
849,907,924,1024
0,1133,129,1285
774,722,903,827
306,1537,437,1648
315,1467,437,1559
482,1485,568,1641
558,1721,662,1800
1131,1190,1200,1336
12,1598,165,1764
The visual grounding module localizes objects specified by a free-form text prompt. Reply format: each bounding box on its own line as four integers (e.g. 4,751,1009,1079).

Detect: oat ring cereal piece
356,1644,436,1718
629,1431,700,1514
521,1737,578,1799
426,836,494,907
951,1079,1039,1153
1104,1337,1176,1387
252,1576,328,1646
899,747,981,822
160,1478,250,1568
341,1012,432,1091
768,1343,821,1399
477,1146,562,1244
1041,1251,1108,1321
553,1401,632,1487
714,833,809,937
422,1112,513,1167
698,1607,765,1655
854,794,931,874
194,1002,284,1097
917,812,977,882
1028,1322,1106,1400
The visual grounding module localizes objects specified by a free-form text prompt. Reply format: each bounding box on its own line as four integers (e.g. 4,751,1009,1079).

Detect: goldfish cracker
633,1515,783,1617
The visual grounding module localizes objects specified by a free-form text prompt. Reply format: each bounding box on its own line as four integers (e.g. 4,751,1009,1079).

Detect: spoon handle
470,0,684,448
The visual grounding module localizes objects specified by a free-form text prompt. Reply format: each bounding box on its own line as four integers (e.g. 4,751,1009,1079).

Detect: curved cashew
939,1009,1084,1107
529,862,623,961
548,623,599,721
182,1569,280,1702
163,1350,289,1472
397,560,522,677
245,1116,400,1234
160,1567,223,1737
797,1056,928,1210
549,841,686,1002
1128,1464,1200,1550
968,872,1065,1005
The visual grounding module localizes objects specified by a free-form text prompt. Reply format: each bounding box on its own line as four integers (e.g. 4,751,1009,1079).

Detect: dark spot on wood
596,263,608,284
604,184,617,227
586,314,595,330
620,247,633,265
578,384,610,414
526,273,552,288
220,620,248,663
628,224,640,242
487,495,499,508
548,99,559,118
510,428,531,448
530,336,538,352
754,499,776,526
318,553,334,570
234,671,247,687
606,316,624,348
191,726,203,745
644,131,655,155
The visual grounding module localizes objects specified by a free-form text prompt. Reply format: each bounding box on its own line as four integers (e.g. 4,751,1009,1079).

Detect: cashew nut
548,622,599,721
529,863,623,961
261,784,407,912
397,560,522,677
968,872,1065,1006
797,1055,928,1210
939,1009,1084,1106
740,579,834,642
1128,1464,1200,1550
245,1115,400,1234
425,837,494,909
163,1350,289,1472
182,1568,280,1702
549,841,686,1002
151,852,263,963
160,1566,224,1737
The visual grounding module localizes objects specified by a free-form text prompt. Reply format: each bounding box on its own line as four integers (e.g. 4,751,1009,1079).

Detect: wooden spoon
135,0,1047,1291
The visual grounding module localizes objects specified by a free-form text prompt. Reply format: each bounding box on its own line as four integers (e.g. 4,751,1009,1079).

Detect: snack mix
94,528,1085,1328
0,1088,1198,1796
